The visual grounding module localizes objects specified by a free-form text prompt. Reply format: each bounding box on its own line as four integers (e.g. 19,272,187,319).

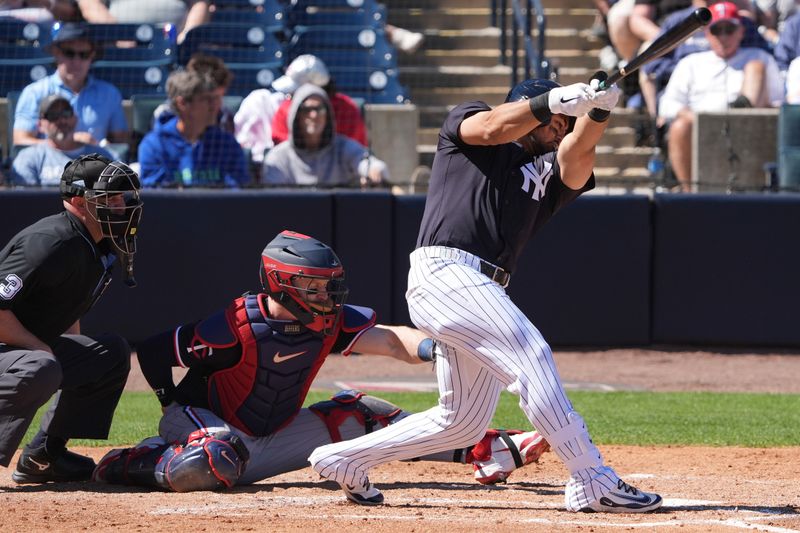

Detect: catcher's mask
259,230,348,336
60,153,143,258
505,78,576,152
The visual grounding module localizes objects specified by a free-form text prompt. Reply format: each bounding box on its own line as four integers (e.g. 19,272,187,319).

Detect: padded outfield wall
1,190,798,347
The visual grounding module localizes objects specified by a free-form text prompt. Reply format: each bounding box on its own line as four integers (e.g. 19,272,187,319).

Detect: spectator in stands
385,24,424,54
154,53,235,134
753,0,796,44
639,0,769,121
235,54,366,164
270,55,367,148
13,22,129,148
658,1,783,190
138,69,249,188
262,84,387,188
773,9,800,71
0,0,113,23
785,55,800,100
103,0,208,43
10,95,114,187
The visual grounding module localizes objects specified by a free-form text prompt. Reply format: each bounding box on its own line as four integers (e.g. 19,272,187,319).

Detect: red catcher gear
259,230,348,336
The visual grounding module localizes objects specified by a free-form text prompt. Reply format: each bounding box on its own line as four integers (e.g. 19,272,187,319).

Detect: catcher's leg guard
93,430,250,492
155,429,250,492
309,389,404,442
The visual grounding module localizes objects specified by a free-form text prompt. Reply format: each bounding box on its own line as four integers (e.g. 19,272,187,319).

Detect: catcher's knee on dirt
309,389,405,442
93,430,249,492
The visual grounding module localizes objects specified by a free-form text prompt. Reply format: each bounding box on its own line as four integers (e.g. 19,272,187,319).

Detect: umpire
0,153,143,483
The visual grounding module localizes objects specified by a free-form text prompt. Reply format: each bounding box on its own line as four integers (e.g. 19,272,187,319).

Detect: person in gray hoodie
261,84,388,188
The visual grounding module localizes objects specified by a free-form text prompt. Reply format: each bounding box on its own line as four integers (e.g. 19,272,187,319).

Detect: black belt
479,260,510,287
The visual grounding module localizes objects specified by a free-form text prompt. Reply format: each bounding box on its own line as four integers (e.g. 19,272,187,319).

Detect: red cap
709,2,741,26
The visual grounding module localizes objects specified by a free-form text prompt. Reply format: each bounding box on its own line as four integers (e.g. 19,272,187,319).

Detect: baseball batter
310,78,663,513
93,231,549,491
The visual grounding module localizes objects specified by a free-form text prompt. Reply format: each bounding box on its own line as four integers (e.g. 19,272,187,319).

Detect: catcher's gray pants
159,404,382,485
0,334,131,467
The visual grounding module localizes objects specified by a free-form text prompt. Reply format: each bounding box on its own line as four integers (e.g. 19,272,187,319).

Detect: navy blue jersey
416,101,593,273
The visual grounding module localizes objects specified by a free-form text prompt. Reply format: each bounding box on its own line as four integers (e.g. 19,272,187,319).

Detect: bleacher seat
288,25,396,70
0,19,53,95
329,68,408,103
90,64,170,98
287,1,386,28
178,23,285,96
210,0,286,27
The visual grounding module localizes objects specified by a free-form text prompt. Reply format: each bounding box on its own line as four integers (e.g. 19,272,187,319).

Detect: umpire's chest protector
207,294,337,436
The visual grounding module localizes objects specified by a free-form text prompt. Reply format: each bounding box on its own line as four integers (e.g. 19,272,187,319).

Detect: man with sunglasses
11,95,115,186
13,22,129,148
658,1,783,191
92,230,549,493
0,153,143,484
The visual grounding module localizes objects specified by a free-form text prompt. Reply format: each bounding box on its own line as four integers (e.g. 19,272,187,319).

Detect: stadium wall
1,190,798,347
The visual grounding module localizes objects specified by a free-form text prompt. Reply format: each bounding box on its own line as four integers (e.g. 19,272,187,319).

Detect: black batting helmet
505,78,562,104
61,153,143,257
260,230,348,336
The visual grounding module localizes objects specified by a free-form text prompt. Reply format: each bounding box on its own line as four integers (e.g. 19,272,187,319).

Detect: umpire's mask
61,154,143,257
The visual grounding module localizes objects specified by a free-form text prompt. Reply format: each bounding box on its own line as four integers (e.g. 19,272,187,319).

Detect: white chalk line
150,494,800,531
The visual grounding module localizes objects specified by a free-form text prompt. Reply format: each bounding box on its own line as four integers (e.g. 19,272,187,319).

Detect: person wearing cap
0,153,143,484
262,83,387,188
235,54,367,164
658,0,783,191
13,22,129,148
137,68,249,188
10,95,115,187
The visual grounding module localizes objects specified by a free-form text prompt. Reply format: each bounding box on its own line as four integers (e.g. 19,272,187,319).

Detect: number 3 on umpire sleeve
0,274,23,300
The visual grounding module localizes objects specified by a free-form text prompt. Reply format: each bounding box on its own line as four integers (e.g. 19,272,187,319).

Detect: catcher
93,230,549,492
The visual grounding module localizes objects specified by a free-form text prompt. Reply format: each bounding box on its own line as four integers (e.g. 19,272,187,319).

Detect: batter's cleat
340,478,384,506
471,429,550,485
579,479,663,513
12,445,96,484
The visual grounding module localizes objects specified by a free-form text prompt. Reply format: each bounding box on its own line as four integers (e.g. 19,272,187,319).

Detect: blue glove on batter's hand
548,83,596,117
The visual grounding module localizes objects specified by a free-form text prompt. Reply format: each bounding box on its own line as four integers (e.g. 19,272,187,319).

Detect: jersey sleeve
0,231,70,311
331,304,377,355
136,307,243,406
441,101,491,148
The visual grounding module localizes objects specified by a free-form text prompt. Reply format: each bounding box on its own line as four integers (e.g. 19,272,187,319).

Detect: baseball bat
598,7,712,89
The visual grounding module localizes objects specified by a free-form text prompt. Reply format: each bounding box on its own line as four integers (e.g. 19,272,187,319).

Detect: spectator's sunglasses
43,108,74,121
299,104,327,115
709,22,739,36
58,46,93,60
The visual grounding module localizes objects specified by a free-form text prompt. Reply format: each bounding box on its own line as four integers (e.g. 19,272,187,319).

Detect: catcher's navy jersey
136,293,375,436
416,101,593,273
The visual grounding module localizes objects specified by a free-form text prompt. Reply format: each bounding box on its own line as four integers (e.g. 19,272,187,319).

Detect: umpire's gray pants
0,334,131,467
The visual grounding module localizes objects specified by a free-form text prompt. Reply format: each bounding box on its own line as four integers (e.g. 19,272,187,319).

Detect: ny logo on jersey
519,158,553,201
0,274,22,300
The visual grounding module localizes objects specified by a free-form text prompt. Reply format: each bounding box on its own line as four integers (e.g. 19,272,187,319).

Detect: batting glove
548,83,596,117
588,78,622,111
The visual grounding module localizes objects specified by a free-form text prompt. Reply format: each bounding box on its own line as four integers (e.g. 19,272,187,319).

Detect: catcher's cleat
578,479,662,513
471,429,550,485
340,479,384,506
12,445,96,484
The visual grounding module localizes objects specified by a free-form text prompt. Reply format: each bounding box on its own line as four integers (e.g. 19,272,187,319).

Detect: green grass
26,390,800,447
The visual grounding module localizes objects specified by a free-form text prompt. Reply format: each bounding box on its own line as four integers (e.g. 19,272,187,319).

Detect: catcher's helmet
61,153,143,257
260,230,348,336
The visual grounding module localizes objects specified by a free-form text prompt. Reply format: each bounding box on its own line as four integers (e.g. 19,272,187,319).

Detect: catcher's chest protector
207,294,337,436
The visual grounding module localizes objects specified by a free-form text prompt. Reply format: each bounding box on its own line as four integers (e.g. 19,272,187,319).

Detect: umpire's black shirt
416,101,594,274
0,211,115,345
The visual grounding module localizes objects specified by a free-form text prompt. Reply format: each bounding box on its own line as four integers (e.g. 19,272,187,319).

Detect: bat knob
694,7,711,25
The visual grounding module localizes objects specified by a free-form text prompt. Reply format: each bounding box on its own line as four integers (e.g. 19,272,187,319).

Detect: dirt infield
2,348,799,532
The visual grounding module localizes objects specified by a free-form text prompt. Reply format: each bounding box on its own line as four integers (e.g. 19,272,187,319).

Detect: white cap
271,54,330,94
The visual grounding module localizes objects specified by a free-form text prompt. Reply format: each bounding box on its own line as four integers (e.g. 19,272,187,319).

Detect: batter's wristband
417,338,437,362
529,92,552,125
588,107,611,122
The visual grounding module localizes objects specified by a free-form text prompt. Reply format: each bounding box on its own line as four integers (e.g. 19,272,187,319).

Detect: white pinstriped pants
310,246,622,511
